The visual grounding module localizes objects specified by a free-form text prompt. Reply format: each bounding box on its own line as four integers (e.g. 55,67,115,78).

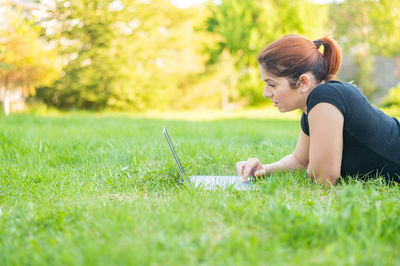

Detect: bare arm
263,103,344,185
264,129,310,174
237,103,343,185
307,103,343,185
237,129,309,180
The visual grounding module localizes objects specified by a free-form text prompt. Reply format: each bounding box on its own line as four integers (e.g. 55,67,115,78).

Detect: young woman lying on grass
237,34,400,185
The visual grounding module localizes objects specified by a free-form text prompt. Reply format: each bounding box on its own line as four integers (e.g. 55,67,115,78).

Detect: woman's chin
277,106,291,113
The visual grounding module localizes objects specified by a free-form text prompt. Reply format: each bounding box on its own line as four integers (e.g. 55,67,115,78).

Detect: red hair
258,34,341,88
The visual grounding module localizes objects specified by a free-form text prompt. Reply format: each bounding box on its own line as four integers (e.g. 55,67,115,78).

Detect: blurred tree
37,0,130,109
204,0,328,106
368,0,400,56
382,82,400,107
0,6,59,114
329,0,400,101
38,0,209,111
328,0,376,99
115,0,210,111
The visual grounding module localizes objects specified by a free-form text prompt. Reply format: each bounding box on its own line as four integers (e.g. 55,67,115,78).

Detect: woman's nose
263,87,272,98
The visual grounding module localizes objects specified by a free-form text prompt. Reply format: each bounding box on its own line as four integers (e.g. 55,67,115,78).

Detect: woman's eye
269,84,276,88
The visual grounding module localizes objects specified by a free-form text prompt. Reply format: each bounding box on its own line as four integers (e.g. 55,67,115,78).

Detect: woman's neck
302,80,326,114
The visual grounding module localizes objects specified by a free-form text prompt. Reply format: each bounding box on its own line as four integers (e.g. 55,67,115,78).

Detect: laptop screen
163,126,187,180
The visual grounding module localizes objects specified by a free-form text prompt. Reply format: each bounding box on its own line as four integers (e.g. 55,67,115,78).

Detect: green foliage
329,0,400,100
328,0,375,98
0,7,59,96
368,0,400,56
38,0,210,110
1,114,400,264
204,0,328,105
38,0,134,109
382,82,400,107
4,0,400,110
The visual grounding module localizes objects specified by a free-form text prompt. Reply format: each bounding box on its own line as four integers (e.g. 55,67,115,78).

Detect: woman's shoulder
309,80,363,102
313,80,358,93
307,80,359,117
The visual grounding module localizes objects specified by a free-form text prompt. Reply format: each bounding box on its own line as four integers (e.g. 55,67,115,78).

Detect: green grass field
1,112,400,265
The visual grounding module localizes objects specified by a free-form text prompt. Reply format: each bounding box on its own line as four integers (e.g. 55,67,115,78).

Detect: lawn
1,112,400,265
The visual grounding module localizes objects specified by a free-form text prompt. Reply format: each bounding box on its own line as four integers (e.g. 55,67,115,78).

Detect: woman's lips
273,102,278,107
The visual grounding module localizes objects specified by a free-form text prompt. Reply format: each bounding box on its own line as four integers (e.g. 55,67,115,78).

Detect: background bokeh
1,0,400,114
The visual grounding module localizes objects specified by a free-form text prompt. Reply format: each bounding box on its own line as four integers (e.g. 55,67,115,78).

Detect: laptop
163,126,257,191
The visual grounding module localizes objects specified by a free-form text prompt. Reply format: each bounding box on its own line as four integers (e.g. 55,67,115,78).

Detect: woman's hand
236,158,266,181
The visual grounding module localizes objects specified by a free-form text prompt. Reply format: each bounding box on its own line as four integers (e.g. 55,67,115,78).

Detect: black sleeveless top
301,80,400,182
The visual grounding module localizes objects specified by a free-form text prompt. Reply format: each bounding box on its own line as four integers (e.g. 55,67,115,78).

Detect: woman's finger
236,161,246,176
243,158,258,181
254,169,266,177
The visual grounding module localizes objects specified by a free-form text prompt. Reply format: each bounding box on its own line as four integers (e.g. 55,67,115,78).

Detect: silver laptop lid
163,126,187,180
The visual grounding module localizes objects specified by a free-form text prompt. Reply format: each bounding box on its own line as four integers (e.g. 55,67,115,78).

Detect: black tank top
301,80,400,182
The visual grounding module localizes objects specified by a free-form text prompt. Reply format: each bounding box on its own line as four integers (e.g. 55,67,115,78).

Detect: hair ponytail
319,35,341,81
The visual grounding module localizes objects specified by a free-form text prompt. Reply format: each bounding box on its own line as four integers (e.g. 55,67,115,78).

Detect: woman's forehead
259,68,285,82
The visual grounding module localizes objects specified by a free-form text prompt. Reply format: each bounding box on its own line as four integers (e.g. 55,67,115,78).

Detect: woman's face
259,65,305,113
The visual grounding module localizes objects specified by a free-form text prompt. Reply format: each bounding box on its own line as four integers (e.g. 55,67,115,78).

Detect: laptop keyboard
189,175,257,191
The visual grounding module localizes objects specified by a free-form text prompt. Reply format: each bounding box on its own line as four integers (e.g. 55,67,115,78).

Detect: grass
1,112,400,265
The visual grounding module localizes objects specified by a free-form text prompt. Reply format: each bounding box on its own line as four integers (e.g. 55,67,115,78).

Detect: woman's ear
298,74,312,93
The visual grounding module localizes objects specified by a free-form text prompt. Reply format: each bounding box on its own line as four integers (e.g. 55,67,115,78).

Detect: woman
236,34,400,185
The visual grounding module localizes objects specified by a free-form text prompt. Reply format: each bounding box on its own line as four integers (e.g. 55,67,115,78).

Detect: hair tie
313,39,323,49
